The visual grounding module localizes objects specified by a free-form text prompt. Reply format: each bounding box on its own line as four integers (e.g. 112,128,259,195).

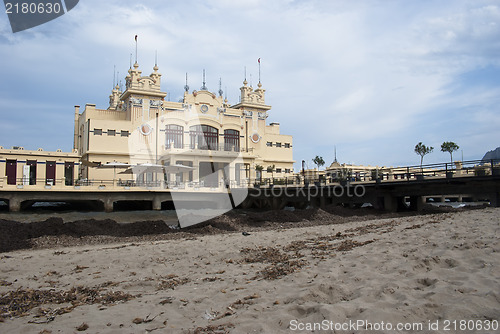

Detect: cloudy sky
1,0,499,170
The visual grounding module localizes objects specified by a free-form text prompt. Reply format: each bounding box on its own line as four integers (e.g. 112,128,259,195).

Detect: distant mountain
481,147,500,161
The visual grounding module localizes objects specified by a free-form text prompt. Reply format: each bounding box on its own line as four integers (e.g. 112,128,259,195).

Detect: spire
218,77,223,97
334,146,338,163
153,50,159,72
201,69,207,90
243,66,247,85
184,73,189,92
134,35,138,64
113,65,116,88
258,58,261,84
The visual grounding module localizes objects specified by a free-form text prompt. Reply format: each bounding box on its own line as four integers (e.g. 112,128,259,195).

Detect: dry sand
0,207,499,333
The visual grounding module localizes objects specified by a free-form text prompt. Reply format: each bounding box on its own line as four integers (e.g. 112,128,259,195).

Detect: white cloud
0,0,499,166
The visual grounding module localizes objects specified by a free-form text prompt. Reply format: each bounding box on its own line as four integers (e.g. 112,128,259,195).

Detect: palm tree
312,156,325,170
255,164,264,184
414,142,434,173
267,164,275,184
441,141,459,164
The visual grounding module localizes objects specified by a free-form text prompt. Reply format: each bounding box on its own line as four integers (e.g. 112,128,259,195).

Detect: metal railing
1,159,499,190
164,143,255,153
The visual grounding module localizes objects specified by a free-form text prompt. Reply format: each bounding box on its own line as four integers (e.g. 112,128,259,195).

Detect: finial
184,73,189,92
258,58,261,84
153,51,159,72
224,86,227,101
201,69,207,90
113,65,116,88
218,77,223,97
129,53,132,69
134,34,138,64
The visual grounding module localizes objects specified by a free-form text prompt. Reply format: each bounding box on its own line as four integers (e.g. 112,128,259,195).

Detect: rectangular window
94,128,102,135
285,169,291,174
285,143,290,148
166,125,184,148
276,168,282,173
121,130,130,137
107,129,116,136
224,129,240,152
266,142,272,147
276,142,282,148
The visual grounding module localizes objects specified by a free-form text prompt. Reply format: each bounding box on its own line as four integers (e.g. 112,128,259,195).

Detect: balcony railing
164,143,254,153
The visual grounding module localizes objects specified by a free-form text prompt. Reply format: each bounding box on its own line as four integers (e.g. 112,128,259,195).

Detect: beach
0,206,499,333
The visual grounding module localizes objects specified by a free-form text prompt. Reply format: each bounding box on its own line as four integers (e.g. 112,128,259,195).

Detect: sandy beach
0,206,499,333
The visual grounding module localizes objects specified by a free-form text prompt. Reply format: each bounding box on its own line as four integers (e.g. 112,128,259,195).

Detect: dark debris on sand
0,204,480,253
0,283,136,320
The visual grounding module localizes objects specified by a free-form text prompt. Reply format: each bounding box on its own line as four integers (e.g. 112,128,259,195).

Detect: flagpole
134,35,138,64
258,58,261,84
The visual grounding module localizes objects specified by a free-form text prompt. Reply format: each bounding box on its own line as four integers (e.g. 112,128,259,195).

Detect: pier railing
1,159,499,191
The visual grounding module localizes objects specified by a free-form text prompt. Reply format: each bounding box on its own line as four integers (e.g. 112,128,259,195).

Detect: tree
441,141,459,164
312,156,325,170
414,142,434,172
266,164,275,181
255,164,263,183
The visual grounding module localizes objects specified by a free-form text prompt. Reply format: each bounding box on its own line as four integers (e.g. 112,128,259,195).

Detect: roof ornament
258,58,261,85
201,69,207,90
153,50,159,72
184,73,189,92
218,77,223,97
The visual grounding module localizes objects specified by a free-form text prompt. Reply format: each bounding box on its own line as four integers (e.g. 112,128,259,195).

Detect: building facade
75,62,294,187
0,146,80,188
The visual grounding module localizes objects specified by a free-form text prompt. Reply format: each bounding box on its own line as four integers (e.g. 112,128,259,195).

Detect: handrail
2,159,499,190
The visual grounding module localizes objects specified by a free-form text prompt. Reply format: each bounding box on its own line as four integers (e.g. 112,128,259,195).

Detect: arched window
190,125,218,150
166,125,184,149
224,129,240,152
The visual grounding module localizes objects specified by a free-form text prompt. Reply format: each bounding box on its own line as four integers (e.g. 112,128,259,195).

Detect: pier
1,159,499,215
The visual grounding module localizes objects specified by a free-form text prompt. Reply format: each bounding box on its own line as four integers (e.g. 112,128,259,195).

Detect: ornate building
75,62,294,186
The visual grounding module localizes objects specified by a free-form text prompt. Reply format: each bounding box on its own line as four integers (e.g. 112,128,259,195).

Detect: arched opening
190,125,218,150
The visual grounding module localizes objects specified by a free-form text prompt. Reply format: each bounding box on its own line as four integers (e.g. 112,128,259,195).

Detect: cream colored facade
75,62,294,186
0,146,80,188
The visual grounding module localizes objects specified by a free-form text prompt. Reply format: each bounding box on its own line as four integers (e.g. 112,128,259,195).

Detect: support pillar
103,199,114,212
153,197,162,211
409,196,426,211
8,198,21,212
383,194,398,212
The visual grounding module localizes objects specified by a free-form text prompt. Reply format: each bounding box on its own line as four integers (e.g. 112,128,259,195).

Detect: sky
1,0,499,171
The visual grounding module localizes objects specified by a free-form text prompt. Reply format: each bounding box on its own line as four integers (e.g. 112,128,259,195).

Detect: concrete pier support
383,194,398,212
409,196,426,211
8,198,21,212
153,197,162,211
103,199,114,212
